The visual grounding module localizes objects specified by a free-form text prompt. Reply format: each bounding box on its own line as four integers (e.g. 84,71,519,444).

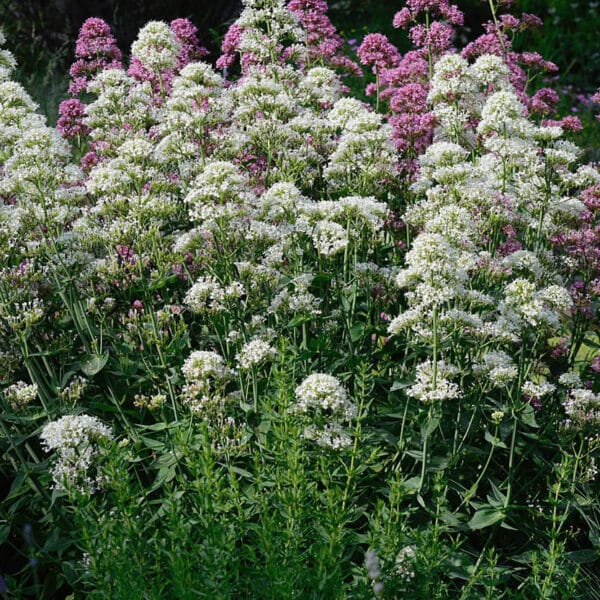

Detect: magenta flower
357,34,400,73
170,18,209,69
288,0,362,76
57,99,91,140
68,18,122,95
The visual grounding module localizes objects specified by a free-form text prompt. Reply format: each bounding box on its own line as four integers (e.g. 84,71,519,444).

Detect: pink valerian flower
591,355,600,374
357,34,400,73
374,2,463,167
170,18,209,69
393,0,464,28
57,99,91,140
216,23,245,71
287,0,361,76
551,185,600,324
68,18,123,95
408,21,455,55
541,116,583,132
592,88,600,120
128,19,206,101
530,87,559,114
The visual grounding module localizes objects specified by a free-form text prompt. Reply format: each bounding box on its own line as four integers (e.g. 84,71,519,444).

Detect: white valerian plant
388,54,589,403
40,414,113,494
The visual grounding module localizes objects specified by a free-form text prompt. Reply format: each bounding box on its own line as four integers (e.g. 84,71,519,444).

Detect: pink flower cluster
288,0,361,76
357,33,400,73
58,18,123,141
356,0,464,173
551,185,600,321
68,17,123,96
216,24,245,72
461,11,556,106
56,98,91,140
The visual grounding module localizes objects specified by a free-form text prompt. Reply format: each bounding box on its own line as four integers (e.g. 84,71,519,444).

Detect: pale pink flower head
75,17,122,61
357,33,400,73
288,0,361,76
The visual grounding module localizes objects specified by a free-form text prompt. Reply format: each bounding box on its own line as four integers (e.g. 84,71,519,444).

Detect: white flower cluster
40,414,113,494
236,338,277,370
131,21,181,72
563,389,600,428
395,545,417,580
521,380,556,400
388,53,590,399
407,360,462,403
294,373,356,418
180,350,235,416
3,381,38,410
0,31,17,81
303,422,352,450
182,350,231,382
184,276,245,314
472,351,518,388
293,373,357,450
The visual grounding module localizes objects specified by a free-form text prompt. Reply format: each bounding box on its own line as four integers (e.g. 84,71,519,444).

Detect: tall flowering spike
128,21,181,97
363,0,465,174
461,3,558,109
57,98,91,140
68,17,123,95
287,0,362,76
170,18,209,70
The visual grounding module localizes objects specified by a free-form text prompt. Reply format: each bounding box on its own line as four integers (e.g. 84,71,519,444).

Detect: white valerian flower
184,276,244,313
472,351,518,387
558,371,582,389
471,54,511,90
521,380,556,399
302,422,352,450
563,389,600,427
407,360,462,403
312,220,348,257
130,21,181,72
40,414,113,494
395,545,417,580
3,381,38,409
182,350,230,383
236,338,277,370
294,373,356,419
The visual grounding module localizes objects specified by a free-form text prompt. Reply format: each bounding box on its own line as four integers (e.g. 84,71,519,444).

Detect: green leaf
0,524,9,545
390,379,412,392
468,507,505,530
566,549,598,564
421,415,440,439
484,429,507,448
80,351,109,376
519,404,539,428
230,466,253,479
